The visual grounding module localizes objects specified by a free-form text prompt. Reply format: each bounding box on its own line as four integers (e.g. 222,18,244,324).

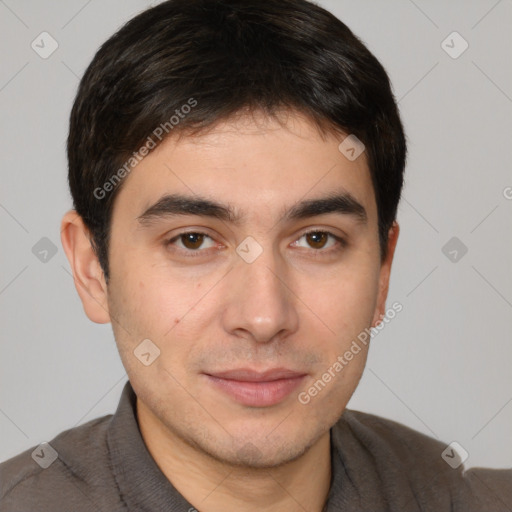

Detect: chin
192,423,322,470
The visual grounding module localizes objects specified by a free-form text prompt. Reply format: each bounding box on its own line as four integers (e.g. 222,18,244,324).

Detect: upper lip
205,368,307,382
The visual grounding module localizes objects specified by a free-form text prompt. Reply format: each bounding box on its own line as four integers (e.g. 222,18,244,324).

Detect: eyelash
164,229,347,258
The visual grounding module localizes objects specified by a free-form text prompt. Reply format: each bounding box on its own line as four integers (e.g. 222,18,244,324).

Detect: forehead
111,111,376,226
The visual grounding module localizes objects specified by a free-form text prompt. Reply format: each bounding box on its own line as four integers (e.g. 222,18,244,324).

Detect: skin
61,110,399,512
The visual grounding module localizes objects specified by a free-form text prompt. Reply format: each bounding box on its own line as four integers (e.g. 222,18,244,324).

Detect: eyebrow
135,191,367,228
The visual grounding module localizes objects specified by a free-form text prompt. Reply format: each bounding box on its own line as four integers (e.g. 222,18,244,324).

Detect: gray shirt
1,381,511,511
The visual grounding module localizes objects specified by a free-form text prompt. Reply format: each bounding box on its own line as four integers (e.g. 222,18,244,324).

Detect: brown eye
305,232,329,249
165,231,218,256
180,233,205,250
291,230,345,254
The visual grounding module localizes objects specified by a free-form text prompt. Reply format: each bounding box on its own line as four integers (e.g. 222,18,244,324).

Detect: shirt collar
107,381,195,511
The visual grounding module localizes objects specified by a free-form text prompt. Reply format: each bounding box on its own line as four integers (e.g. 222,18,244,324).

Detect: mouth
203,368,308,407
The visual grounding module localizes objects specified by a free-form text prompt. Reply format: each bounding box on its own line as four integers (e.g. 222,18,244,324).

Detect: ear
60,210,111,324
371,221,399,327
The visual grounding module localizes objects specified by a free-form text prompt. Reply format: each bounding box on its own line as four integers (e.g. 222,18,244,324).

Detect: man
1,0,510,511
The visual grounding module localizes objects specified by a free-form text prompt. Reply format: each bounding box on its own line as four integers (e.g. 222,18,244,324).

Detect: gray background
1,0,511,469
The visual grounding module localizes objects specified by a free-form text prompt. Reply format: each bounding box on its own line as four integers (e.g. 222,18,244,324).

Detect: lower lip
205,375,306,407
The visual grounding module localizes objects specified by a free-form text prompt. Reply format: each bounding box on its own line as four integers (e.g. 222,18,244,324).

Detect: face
67,111,398,469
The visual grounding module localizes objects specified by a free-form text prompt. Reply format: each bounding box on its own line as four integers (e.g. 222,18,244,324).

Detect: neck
137,398,332,512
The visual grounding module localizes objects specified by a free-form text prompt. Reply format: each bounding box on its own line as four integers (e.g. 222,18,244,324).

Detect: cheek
109,268,223,375
298,261,380,341
111,258,203,331
107,274,202,391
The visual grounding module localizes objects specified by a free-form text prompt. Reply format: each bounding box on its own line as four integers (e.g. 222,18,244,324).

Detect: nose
221,244,299,344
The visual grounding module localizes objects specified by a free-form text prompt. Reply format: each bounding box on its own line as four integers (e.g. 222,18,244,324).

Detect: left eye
291,231,341,251
170,232,216,251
